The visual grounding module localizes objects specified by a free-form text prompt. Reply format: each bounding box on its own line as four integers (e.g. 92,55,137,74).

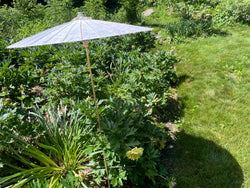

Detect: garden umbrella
6,12,153,186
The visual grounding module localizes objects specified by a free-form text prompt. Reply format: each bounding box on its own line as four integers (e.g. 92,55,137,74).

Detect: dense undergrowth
0,0,249,187
0,1,179,187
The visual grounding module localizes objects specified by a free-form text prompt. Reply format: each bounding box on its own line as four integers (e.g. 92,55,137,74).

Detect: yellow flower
126,147,144,161
78,171,87,179
86,96,92,102
73,170,87,179
148,108,153,115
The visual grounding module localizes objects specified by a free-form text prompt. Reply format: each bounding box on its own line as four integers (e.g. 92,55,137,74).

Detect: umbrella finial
73,12,92,21
77,12,85,19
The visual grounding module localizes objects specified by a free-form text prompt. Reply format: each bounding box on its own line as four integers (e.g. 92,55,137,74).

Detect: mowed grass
170,25,250,187
144,5,249,186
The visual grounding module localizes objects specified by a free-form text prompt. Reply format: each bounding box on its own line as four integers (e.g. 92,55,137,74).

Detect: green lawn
170,25,250,187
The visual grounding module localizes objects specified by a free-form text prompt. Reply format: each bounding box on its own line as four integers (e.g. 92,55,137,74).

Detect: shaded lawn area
170,25,250,187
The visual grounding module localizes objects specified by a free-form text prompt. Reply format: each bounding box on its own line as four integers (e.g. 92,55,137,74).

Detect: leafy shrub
167,0,219,7
0,39,47,139
212,0,250,25
142,0,166,7
1,33,178,185
119,0,140,23
83,0,107,20
170,0,249,26
0,5,23,38
101,99,171,186
104,50,177,103
41,33,158,101
43,0,74,23
13,0,44,18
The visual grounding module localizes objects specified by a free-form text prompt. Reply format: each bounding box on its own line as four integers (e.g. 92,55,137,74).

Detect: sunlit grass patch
173,25,250,187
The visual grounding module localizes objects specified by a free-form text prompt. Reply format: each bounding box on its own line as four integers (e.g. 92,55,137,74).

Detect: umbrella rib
20,24,70,46
80,20,83,41
9,23,68,48
43,21,75,44
61,21,78,43
84,20,102,38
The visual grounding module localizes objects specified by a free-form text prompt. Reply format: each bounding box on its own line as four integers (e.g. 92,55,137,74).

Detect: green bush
83,0,107,20
168,0,250,26
13,0,44,18
101,99,170,186
43,0,74,23
167,0,219,8
0,5,23,38
212,0,250,25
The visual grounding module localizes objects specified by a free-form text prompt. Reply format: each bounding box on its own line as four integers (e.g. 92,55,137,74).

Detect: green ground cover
171,25,250,187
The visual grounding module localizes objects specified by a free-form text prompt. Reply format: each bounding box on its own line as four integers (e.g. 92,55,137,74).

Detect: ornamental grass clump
0,104,102,187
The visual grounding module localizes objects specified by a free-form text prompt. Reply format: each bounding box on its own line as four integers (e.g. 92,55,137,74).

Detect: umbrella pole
83,41,110,188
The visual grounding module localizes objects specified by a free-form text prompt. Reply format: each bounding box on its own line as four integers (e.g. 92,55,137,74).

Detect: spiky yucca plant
0,105,101,187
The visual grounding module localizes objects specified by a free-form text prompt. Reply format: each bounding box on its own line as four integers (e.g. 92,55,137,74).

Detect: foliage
211,0,250,25
142,0,166,7
0,104,102,187
0,32,178,185
170,0,250,26
103,50,177,99
162,0,219,8
101,99,171,186
40,33,176,105
43,0,75,23
146,0,249,45
13,0,44,17
165,17,213,42
119,0,140,23
83,0,107,20
0,5,23,38
0,2,180,187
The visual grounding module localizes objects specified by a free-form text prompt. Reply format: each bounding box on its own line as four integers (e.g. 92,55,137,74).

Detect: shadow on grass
172,131,244,187
155,74,191,123
155,71,243,187
155,95,187,123
176,74,194,87
159,74,243,187
212,29,229,36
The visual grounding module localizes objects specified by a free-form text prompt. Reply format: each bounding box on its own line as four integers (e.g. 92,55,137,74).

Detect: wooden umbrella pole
83,41,110,188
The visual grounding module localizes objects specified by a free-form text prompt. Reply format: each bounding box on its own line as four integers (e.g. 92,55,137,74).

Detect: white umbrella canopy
7,12,152,49
6,12,153,187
